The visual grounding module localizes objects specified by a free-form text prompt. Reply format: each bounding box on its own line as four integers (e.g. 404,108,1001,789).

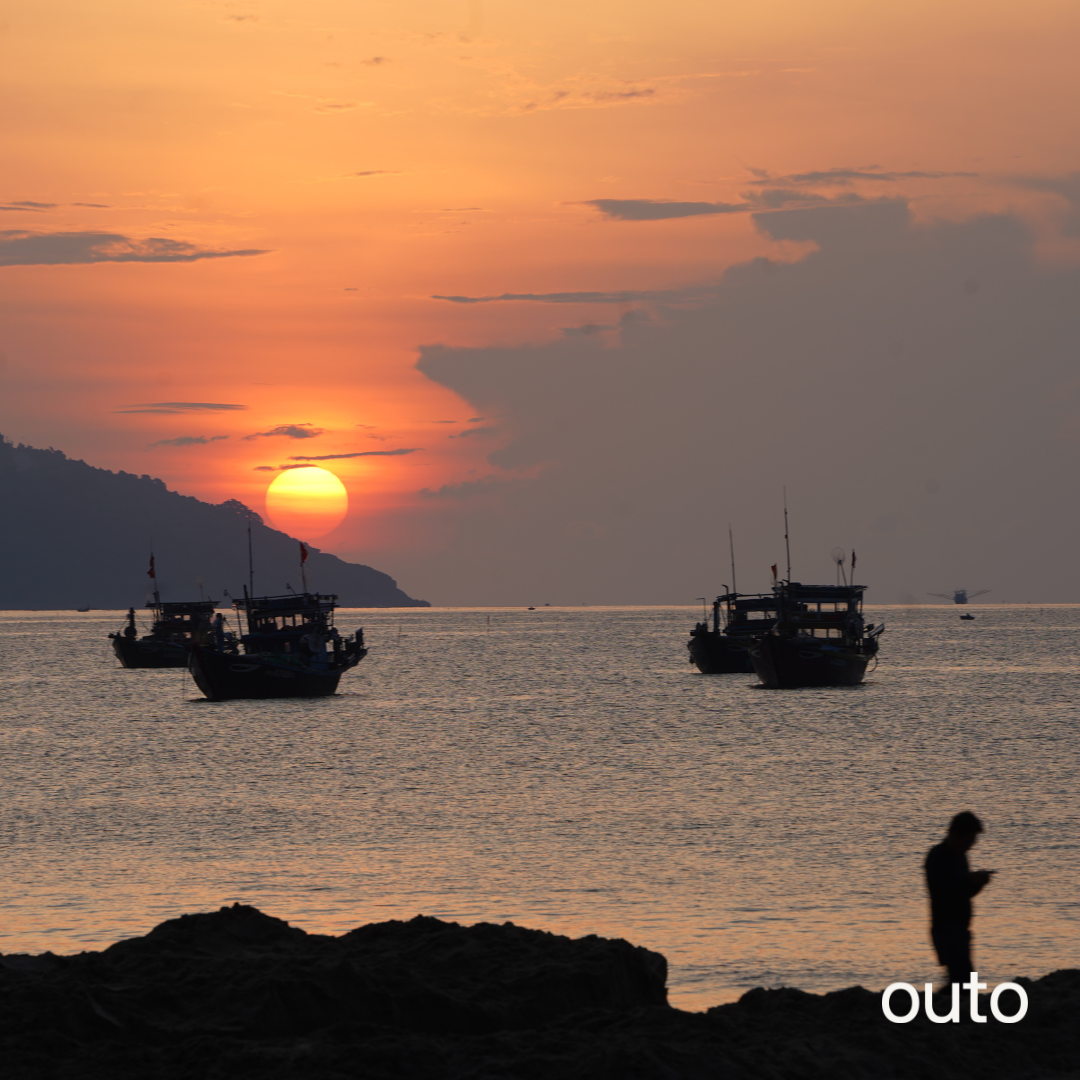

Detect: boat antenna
246,507,255,598
728,525,738,597
831,547,848,586
783,488,792,582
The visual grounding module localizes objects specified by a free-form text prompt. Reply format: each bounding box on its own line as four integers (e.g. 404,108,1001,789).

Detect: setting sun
264,466,348,540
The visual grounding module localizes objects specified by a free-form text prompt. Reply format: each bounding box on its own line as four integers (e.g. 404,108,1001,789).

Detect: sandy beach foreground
1,904,1076,1079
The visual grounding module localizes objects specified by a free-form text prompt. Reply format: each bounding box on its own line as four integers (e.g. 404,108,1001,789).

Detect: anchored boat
110,598,218,668
688,592,778,673
747,581,883,688
188,591,366,700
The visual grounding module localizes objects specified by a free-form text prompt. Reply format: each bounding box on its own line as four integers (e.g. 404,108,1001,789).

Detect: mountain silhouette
0,436,429,609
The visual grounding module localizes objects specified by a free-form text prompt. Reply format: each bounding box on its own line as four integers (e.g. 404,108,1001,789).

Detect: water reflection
0,605,1077,1010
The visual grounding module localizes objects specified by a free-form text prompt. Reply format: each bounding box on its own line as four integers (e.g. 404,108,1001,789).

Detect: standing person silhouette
924,811,995,991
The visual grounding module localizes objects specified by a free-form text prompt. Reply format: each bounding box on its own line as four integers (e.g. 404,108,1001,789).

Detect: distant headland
0,436,429,609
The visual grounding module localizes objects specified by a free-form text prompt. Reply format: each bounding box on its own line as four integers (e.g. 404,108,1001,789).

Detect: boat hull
188,645,363,700
111,635,188,669
749,635,871,689
687,632,755,674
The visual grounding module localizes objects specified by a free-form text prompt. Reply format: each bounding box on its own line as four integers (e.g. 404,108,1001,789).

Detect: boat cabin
725,594,778,635
773,583,866,642
234,593,341,657
147,599,218,642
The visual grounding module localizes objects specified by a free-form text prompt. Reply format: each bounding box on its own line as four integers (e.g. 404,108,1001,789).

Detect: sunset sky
4,0,1080,603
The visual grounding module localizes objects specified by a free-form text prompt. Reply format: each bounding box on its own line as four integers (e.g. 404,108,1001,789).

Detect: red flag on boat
851,549,857,573
147,555,155,579
771,563,778,581
300,542,308,564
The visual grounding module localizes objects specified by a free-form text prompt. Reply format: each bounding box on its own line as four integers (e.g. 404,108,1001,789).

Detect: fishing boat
747,581,883,688
109,599,218,668
688,592,777,673
188,590,366,700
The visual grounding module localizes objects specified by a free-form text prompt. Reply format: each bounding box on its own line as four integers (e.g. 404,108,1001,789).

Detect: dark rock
1,904,1077,1079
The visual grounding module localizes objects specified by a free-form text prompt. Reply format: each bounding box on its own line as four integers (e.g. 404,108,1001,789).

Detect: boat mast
247,508,255,598
148,544,161,611
728,526,738,597
782,488,792,582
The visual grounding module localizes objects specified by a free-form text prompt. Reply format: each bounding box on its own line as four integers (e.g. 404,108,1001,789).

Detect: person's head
946,810,983,850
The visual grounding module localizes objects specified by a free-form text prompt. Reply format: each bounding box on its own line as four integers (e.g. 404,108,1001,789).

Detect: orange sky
3,0,1080,598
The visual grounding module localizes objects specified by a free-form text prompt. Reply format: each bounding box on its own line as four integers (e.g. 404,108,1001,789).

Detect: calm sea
1,605,1077,1010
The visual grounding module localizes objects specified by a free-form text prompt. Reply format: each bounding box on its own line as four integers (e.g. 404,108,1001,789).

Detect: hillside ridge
0,436,429,608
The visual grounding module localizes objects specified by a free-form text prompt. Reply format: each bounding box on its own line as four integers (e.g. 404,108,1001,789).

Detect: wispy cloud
148,435,229,448
449,427,497,439
0,231,269,266
116,401,247,414
243,424,324,441
433,286,716,304
746,166,978,187
584,197,750,221
288,448,419,460
348,170,401,177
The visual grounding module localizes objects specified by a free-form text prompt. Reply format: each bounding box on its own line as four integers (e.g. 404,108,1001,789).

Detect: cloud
361,56,389,65
116,402,247,414
746,167,978,187
0,231,269,266
348,170,400,177
519,86,657,113
288,448,419,460
583,189,868,221
147,435,229,448
243,424,325,441
561,322,617,337
420,475,522,499
433,286,716,304
1012,173,1080,235
442,207,484,211
585,198,749,221
449,427,497,438
407,195,1080,605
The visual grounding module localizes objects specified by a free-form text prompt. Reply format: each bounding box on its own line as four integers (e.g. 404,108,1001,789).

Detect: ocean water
1,605,1077,1011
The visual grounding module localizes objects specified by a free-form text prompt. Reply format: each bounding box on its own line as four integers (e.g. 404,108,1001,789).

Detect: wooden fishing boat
110,599,217,668
688,592,777,673
188,591,366,700
747,582,883,688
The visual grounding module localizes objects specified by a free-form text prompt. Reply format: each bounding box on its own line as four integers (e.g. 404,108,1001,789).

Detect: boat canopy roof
780,583,865,601
732,596,776,612
235,592,338,617
153,600,218,614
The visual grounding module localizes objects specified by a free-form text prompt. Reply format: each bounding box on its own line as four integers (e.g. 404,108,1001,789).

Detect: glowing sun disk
265,466,349,539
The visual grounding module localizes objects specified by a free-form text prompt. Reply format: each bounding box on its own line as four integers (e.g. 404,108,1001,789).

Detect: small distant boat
748,582,883,688
76,606,91,612
960,613,975,620
188,591,366,700
110,598,218,668
688,592,777,673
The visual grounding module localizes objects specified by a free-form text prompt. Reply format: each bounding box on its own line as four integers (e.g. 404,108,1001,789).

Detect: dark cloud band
0,230,269,266
288,449,419,460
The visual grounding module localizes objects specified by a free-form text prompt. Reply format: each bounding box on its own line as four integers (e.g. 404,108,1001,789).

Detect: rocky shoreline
1,904,1076,1078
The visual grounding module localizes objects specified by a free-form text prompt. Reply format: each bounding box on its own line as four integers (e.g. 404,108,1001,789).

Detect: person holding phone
924,811,996,992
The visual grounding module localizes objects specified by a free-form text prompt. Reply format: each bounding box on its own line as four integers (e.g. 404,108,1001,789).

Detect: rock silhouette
1,904,1077,1079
